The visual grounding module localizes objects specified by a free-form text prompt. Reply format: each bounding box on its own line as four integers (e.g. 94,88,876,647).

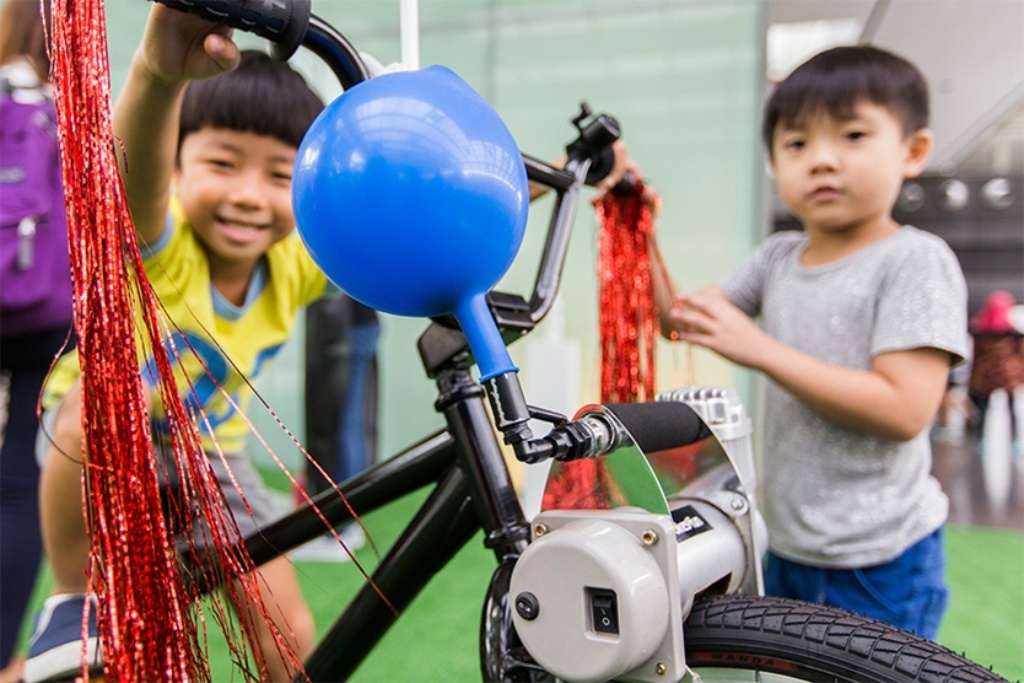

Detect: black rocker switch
588,588,619,634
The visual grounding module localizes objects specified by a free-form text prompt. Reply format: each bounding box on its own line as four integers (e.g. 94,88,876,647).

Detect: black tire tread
684,595,1009,683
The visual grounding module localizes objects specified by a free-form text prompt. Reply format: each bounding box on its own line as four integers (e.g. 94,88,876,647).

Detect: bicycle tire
683,595,1007,683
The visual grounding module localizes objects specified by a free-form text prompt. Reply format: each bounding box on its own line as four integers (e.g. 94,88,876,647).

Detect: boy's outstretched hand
671,289,773,370
138,4,241,87
113,3,242,247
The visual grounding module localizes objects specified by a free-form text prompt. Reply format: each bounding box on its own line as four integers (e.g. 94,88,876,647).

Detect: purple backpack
0,77,73,337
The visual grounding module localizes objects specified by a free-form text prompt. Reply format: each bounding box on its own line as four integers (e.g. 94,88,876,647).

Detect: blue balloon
293,65,529,381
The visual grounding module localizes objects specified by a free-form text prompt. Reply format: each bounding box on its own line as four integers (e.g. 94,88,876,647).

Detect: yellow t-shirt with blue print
43,198,329,453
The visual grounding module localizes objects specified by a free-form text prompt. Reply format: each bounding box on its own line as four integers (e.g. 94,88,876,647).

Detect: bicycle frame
173,64,597,677
184,156,590,678
168,6,753,682
252,360,529,681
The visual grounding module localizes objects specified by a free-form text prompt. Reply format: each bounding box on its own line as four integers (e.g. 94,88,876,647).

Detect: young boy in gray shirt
650,45,967,639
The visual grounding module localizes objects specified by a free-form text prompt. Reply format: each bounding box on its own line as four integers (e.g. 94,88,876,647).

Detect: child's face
174,127,297,269
770,101,931,237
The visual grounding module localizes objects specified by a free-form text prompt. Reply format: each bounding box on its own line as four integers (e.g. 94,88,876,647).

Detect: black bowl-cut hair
762,45,929,157
178,50,324,157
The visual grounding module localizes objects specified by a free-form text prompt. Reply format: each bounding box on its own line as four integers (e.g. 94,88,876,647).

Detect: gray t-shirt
719,226,968,568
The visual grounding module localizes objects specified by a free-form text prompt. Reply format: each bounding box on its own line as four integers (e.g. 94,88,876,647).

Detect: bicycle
149,1,1007,681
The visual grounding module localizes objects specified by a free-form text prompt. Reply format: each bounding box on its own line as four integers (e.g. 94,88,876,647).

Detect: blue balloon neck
454,294,518,382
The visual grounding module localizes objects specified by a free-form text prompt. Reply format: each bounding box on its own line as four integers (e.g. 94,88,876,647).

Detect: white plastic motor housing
509,509,683,683
510,503,750,683
670,497,749,611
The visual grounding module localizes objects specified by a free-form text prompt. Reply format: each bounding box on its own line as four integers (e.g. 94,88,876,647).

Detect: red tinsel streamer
49,0,306,680
594,181,657,404
542,179,657,510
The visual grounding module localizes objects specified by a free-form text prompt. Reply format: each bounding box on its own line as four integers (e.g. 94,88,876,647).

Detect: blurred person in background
0,0,75,680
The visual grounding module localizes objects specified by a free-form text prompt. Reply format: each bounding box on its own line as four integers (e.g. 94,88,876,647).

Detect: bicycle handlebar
149,0,311,60
603,402,711,455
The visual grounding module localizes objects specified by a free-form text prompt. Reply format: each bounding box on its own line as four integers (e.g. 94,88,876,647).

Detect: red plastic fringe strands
49,1,305,681
594,180,657,404
542,179,657,510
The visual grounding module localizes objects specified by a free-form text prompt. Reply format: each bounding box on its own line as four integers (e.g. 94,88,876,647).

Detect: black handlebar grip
150,0,311,60
604,402,711,454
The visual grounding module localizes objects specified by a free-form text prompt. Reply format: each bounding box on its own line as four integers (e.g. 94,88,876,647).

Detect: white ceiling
766,0,1024,176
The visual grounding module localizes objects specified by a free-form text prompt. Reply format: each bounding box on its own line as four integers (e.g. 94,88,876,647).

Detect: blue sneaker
24,594,102,683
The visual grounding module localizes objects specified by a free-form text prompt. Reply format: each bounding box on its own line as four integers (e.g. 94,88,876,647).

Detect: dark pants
0,327,73,666
333,322,379,483
304,297,379,497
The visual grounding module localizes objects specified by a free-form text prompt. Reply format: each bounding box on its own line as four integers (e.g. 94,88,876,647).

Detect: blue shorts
764,528,948,640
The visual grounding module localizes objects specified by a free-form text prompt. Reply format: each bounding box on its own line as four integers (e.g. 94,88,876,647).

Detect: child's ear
902,128,933,178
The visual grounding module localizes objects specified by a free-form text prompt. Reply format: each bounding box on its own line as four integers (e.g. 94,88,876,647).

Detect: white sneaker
291,525,366,563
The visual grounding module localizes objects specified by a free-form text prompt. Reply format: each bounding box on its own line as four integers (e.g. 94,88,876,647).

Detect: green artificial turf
940,525,1024,681
18,490,1024,682
289,493,492,683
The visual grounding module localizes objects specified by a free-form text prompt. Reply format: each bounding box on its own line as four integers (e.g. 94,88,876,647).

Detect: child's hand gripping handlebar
150,0,369,86
150,0,310,59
